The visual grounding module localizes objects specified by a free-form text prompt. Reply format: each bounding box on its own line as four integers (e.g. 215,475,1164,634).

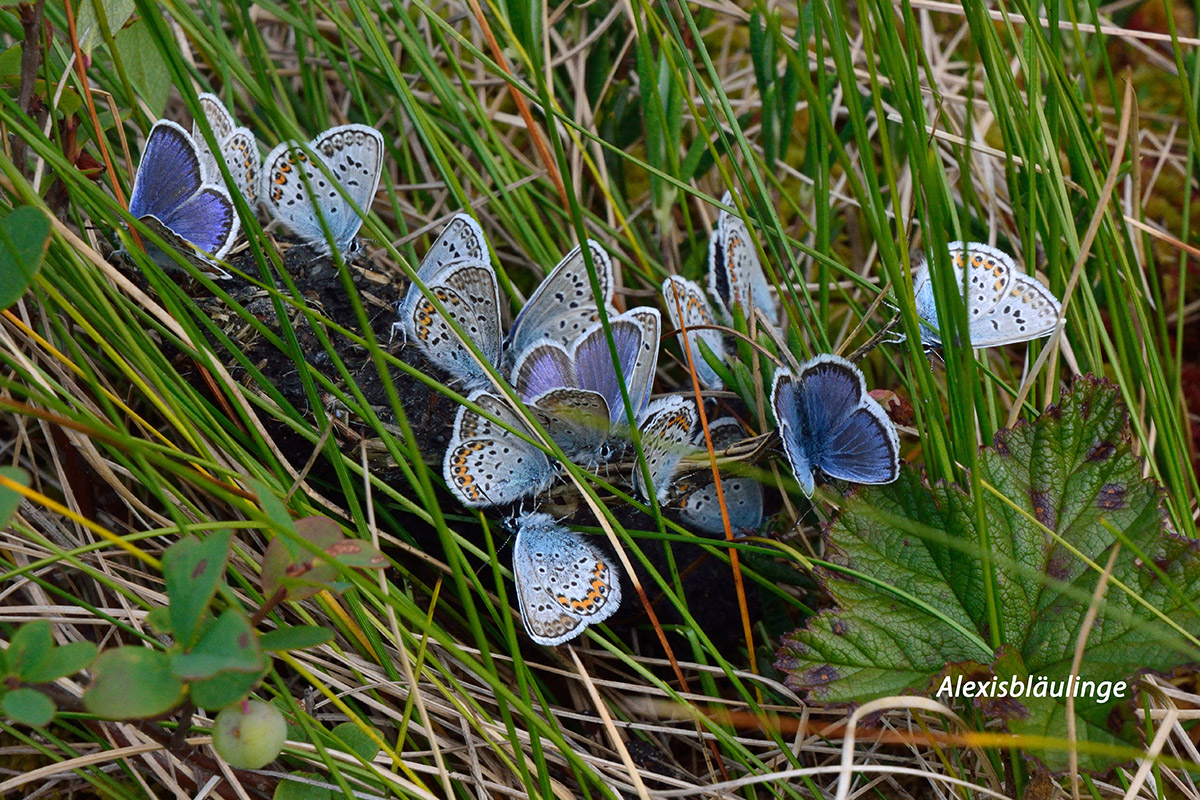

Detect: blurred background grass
1,0,1198,795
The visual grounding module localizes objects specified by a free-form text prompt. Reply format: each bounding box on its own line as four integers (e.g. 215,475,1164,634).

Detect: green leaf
112,20,170,117
23,641,97,683
171,609,262,681
250,478,299,540
0,208,47,311
2,687,55,727
75,0,136,55
162,530,231,649
261,516,341,601
84,647,185,719
7,621,53,681
0,212,43,291
189,667,266,711
0,466,28,530
774,377,1199,771
330,721,380,761
145,606,173,634
274,773,334,800
323,539,387,570
259,626,334,653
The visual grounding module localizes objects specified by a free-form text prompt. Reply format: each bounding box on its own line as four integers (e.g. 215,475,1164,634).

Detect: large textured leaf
775,377,1200,771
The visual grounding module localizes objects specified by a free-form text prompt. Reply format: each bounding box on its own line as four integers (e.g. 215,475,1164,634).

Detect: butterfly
397,214,500,390
510,308,660,462
261,124,384,256
909,241,1062,348
708,190,778,326
631,395,699,504
511,511,622,646
770,355,900,497
673,416,764,536
500,240,618,372
661,276,726,390
192,93,260,205
443,390,556,508
127,119,238,276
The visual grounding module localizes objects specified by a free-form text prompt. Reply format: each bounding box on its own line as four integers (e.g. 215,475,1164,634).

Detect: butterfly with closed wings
261,124,384,256
907,241,1062,349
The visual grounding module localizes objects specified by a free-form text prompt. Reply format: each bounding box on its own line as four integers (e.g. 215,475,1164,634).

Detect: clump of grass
1,0,1198,797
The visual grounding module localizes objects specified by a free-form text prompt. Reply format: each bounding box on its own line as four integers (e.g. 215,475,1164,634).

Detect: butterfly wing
512,342,575,401
632,395,697,503
572,309,659,432
193,93,236,182
444,392,554,507
407,259,501,388
662,276,725,389
512,512,621,646
502,240,617,365
707,191,778,325
218,128,261,205
528,388,611,459
795,355,899,486
770,368,816,497
151,185,238,259
676,417,764,535
261,124,383,254
969,272,1062,347
129,121,205,222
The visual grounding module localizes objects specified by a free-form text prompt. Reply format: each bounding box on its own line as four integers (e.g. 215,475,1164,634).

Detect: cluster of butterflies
394,197,1061,645
121,101,1063,646
125,93,384,274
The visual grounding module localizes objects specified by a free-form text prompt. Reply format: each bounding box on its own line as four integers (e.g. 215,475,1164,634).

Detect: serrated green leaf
2,687,55,727
0,466,28,530
259,626,334,652
774,377,1199,772
171,610,262,681
7,621,53,681
84,647,185,719
23,641,97,683
162,530,231,649
112,20,169,116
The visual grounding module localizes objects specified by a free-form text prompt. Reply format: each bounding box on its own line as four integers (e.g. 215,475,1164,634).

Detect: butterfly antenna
846,313,902,364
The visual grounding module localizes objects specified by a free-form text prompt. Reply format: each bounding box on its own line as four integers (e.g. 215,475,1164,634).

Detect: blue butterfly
128,120,239,275
770,355,899,497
